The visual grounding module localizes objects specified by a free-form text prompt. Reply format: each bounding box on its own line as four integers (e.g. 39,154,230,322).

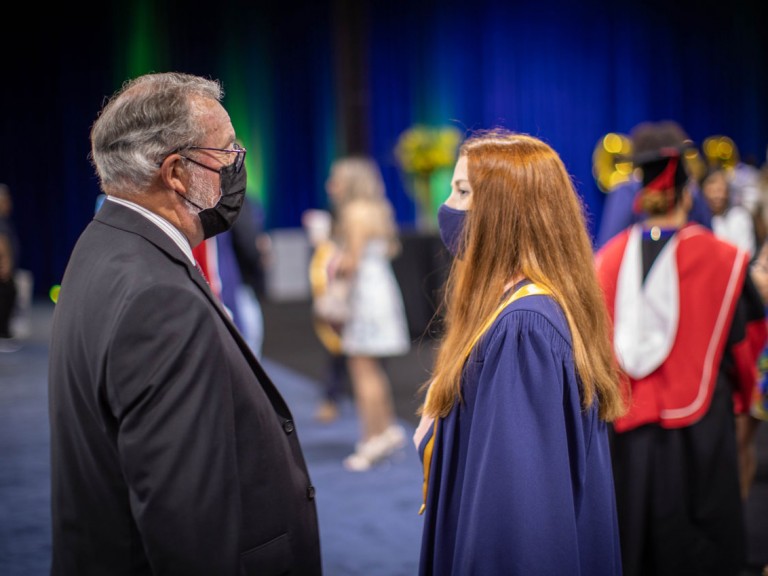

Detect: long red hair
423,130,625,422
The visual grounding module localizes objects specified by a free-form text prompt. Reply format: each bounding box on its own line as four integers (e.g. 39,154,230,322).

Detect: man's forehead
196,98,234,144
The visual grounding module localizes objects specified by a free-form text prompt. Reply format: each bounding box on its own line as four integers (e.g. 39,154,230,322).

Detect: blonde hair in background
331,156,386,202
330,156,401,258
423,130,626,422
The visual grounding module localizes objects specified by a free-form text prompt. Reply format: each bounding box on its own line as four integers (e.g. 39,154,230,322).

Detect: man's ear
158,154,187,194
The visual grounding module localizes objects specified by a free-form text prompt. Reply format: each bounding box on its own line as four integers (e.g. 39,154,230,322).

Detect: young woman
323,156,411,471
415,130,625,575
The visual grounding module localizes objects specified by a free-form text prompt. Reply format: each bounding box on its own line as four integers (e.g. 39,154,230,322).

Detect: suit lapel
95,201,292,417
95,200,227,311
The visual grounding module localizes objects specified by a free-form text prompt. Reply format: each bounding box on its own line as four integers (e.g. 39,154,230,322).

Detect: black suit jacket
48,201,322,575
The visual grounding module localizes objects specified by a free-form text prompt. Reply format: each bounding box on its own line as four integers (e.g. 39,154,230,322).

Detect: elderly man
48,72,321,575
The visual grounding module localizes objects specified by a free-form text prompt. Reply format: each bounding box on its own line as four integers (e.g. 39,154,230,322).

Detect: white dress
341,238,411,357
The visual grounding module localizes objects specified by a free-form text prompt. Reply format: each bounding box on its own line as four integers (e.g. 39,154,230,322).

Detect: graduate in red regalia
595,121,767,576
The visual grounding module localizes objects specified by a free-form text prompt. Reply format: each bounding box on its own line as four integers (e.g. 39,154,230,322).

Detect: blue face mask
437,204,468,258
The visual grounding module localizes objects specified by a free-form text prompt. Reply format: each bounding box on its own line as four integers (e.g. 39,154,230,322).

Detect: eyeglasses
178,142,247,174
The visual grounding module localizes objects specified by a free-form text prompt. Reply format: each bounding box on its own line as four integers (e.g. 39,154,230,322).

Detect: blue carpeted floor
0,302,423,576
2,302,766,575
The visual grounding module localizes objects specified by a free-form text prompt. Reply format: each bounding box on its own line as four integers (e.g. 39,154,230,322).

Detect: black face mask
178,163,247,239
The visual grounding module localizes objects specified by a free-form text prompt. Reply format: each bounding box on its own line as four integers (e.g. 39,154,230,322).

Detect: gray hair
90,72,223,195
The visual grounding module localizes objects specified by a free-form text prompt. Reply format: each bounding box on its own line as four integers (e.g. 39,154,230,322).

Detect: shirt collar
105,195,195,264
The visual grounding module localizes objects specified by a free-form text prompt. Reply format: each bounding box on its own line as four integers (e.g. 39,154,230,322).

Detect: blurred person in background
303,207,349,423
595,121,767,576
0,184,19,267
747,239,768,576
700,166,756,258
745,241,768,497
0,183,29,343
322,156,411,471
729,153,763,216
0,225,16,347
230,195,269,358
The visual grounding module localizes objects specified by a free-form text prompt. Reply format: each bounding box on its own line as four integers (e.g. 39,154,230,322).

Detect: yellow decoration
395,125,462,229
683,147,707,182
702,135,740,170
593,132,708,192
49,284,61,304
592,133,633,193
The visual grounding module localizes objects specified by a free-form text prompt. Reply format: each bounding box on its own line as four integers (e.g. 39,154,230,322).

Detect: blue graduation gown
418,292,622,575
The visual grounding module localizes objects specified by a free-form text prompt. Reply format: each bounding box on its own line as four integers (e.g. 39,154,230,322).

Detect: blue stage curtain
2,0,766,296
367,0,768,238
